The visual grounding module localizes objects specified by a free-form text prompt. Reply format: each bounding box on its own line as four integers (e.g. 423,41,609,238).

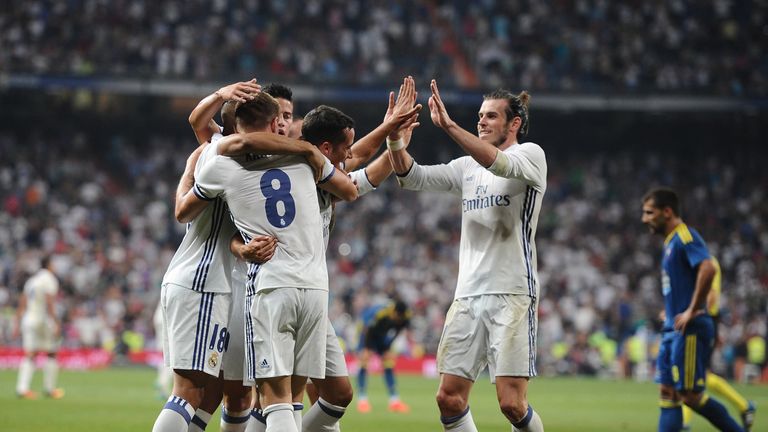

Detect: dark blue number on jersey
260,169,296,228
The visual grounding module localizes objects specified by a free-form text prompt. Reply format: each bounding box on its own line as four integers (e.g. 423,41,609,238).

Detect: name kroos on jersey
462,193,511,212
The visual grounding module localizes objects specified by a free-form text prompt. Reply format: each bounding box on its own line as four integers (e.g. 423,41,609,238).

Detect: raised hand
384,76,422,139
428,79,455,130
215,79,261,103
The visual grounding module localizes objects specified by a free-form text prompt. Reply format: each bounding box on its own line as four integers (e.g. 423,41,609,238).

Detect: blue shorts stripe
245,294,256,381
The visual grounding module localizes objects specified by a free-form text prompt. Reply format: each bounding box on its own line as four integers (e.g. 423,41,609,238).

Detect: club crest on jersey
208,352,219,368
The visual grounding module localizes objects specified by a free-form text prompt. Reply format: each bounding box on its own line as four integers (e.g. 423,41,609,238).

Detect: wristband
386,137,405,151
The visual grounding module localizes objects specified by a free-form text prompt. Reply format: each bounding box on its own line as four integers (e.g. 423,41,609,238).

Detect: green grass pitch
1,368,764,431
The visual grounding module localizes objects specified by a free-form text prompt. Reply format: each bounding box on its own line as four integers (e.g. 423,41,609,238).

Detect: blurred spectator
0,1,766,95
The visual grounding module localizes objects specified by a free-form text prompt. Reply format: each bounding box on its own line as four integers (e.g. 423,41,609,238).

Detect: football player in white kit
154,83,301,432
389,80,547,432
14,256,63,399
298,77,421,432
186,80,281,432
184,92,357,432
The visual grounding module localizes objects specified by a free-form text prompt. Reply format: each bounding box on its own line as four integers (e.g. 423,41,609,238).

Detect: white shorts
246,288,328,381
437,294,538,383
323,318,349,377
161,284,231,377
21,317,58,353
222,265,247,381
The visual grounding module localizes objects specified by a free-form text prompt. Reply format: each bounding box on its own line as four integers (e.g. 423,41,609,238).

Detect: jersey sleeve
396,158,464,194
45,273,59,296
349,168,375,196
487,142,547,191
194,146,229,200
683,229,711,268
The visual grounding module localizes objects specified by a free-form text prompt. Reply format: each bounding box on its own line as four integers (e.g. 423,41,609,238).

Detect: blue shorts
359,333,392,355
655,316,714,393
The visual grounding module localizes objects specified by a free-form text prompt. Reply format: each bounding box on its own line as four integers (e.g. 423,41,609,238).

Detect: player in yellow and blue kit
642,188,744,432
356,300,411,414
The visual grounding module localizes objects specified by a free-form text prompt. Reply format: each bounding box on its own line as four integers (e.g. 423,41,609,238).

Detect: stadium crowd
0,127,765,381
1,0,767,95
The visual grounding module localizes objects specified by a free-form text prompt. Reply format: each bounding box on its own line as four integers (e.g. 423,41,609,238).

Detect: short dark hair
643,187,681,216
483,89,531,138
221,101,237,135
301,105,355,146
40,255,51,269
263,83,293,102
235,92,279,130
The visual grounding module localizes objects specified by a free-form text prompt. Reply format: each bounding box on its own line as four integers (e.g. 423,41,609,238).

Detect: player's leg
436,374,476,432
659,384,683,432
682,404,693,431
42,351,63,398
674,322,743,432
356,347,372,412
153,369,211,432
291,288,329,431
495,377,542,432
244,385,266,432
220,380,253,432
657,332,683,432
435,297,488,431
291,375,307,431
258,376,296,432
154,287,229,432
489,295,542,431
218,280,253,432
17,320,39,398
706,372,755,431
304,322,352,431
249,288,326,432
382,348,409,412
16,351,37,399
189,373,223,432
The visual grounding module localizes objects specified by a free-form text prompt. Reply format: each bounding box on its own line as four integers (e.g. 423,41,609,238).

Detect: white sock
16,357,34,394
43,357,58,393
263,403,297,432
512,406,544,432
302,397,346,432
221,407,251,432
189,409,213,432
152,396,197,432
244,409,266,432
441,407,478,432
293,403,304,431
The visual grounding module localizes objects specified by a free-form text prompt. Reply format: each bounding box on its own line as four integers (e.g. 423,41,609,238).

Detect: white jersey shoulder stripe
191,199,227,291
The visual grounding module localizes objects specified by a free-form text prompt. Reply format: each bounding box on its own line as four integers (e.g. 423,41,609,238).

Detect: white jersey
194,142,328,295
161,135,238,293
22,268,58,323
317,166,375,249
398,142,546,299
